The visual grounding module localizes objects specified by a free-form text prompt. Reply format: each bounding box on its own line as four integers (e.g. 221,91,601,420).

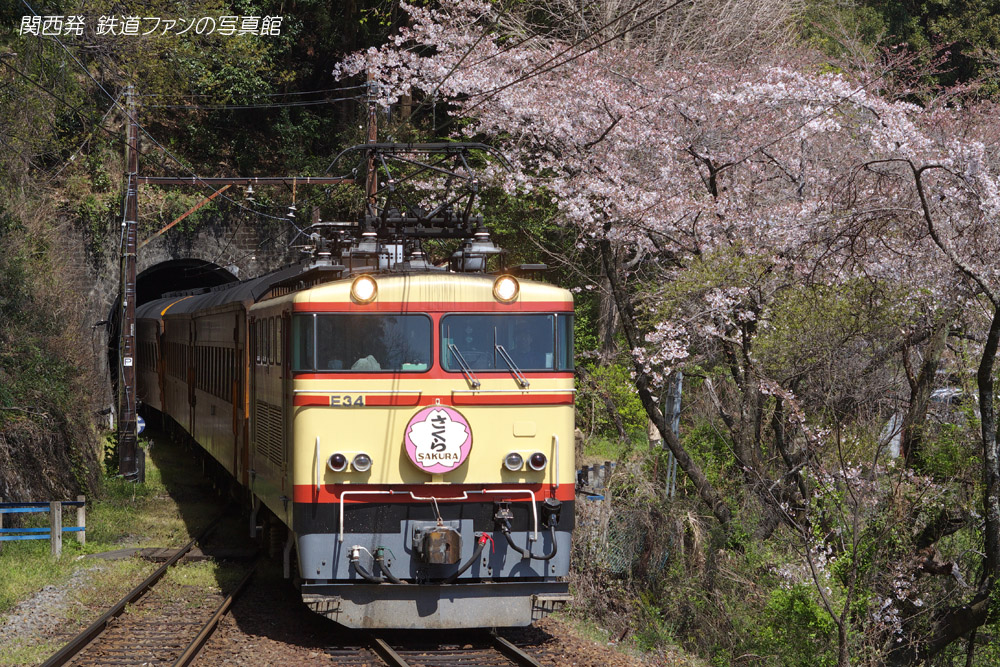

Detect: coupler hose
349,547,384,583
443,533,490,584
502,522,559,561
375,547,404,584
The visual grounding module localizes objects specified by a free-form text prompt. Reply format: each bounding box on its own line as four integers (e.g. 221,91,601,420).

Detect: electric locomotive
135,143,575,629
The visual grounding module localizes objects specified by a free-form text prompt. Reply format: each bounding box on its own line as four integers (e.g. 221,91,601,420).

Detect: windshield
441,314,573,371
292,314,432,372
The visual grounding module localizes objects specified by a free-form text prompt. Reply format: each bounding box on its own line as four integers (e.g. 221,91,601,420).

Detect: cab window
441,314,573,371
292,314,431,372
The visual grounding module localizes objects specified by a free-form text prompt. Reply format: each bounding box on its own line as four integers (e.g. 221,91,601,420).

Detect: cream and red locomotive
135,219,575,627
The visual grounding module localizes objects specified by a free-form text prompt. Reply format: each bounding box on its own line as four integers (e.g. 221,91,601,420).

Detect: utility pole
663,371,682,499
118,85,141,482
112,91,351,487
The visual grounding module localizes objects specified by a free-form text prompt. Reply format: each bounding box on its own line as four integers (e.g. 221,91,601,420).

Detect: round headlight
529,452,548,471
504,452,524,471
493,275,519,303
328,453,348,472
351,275,378,304
352,453,372,472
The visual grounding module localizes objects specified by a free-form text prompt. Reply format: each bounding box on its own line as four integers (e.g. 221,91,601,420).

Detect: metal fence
575,464,671,576
0,496,87,557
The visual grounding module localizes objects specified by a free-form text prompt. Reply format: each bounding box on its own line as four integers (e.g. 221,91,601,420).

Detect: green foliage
0,209,78,423
801,0,1000,95
680,421,735,491
759,585,838,667
577,362,649,442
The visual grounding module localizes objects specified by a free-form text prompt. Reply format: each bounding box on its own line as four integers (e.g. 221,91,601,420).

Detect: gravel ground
0,561,103,650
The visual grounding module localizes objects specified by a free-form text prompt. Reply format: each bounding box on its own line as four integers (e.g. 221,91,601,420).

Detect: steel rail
492,635,547,667
369,636,412,667
41,516,223,667
171,562,258,666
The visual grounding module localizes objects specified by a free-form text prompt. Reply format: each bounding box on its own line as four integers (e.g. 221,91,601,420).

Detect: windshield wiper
447,343,480,389
495,344,529,388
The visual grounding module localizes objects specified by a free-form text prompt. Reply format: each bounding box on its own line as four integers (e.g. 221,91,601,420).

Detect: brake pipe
442,532,489,584
349,546,384,583
501,522,559,561
375,546,404,584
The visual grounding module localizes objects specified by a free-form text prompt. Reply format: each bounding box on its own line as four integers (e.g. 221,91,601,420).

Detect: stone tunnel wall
53,203,302,421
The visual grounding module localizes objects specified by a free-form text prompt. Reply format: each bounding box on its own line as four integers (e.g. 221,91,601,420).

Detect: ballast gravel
0,561,102,649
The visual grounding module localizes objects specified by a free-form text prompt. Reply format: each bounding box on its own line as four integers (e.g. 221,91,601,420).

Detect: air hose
443,532,490,584
375,547,404,584
349,547,384,583
501,522,559,561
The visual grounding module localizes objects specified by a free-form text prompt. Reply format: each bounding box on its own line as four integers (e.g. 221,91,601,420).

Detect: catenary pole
118,85,140,482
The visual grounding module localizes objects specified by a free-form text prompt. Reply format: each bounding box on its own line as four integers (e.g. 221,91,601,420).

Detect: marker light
493,275,519,303
352,453,372,472
328,453,348,472
529,452,548,471
504,452,524,471
351,275,378,304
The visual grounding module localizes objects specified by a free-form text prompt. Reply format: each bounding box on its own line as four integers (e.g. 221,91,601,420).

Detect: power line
140,84,367,99
455,0,691,121
408,1,512,121
146,95,364,110
45,91,123,182
17,0,318,225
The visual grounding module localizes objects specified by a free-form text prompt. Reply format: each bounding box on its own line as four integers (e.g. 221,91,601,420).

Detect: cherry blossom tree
336,1,1000,661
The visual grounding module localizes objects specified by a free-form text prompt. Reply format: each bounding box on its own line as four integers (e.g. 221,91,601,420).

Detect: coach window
270,317,276,365
252,322,259,365
265,317,272,365
274,318,281,366
297,314,431,372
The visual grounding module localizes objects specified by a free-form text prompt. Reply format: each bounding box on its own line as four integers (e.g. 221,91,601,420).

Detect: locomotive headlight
328,453,348,472
352,453,372,472
351,275,378,304
528,452,548,471
493,275,519,303
504,452,524,471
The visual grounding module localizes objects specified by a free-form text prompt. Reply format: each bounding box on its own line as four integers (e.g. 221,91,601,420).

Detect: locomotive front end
287,272,575,628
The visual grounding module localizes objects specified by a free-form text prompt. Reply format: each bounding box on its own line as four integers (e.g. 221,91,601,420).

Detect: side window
276,318,282,366
271,317,278,366
253,321,260,365
557,314,575,371
292,314,315,371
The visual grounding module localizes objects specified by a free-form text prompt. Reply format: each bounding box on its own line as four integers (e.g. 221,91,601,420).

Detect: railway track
41,518,255,667
326,630,549,667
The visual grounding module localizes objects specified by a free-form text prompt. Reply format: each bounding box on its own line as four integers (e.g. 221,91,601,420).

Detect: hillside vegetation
4,1,1000,665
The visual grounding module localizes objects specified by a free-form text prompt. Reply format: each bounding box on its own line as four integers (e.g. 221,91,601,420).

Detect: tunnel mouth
107,259,239,398
135,258,239,305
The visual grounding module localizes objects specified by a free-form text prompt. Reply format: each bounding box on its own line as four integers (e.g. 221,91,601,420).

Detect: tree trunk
600,239,731,526
598,259,619,363
977,304,1000,590
895,304,1000,664
901,315,951,464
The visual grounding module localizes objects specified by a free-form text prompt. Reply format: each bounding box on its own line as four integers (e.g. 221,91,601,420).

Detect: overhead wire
446,0,692,125
407,1,513,121
45,91,123,182
13,0,359,284
146,95,364,110
17,0,353,227
140,84,367,98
